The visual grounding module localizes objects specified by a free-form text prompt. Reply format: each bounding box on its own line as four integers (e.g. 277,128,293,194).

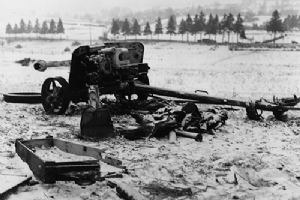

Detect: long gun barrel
134,83,300,120
135,84,247,107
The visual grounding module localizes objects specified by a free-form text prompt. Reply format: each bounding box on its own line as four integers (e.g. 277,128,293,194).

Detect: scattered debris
107,179,148,200
143,181,193,198
15,58,32,66
64,47,71,52
3,92,41,104
110,100,228,141
232,166,277,188
15,44,22,49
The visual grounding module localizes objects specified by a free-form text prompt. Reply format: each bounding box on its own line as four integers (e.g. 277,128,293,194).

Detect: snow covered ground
1,38,300,199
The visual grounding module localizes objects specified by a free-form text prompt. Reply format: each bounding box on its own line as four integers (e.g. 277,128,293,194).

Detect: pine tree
121,18,131,39
205,14,214,39
166,15,176,40
192,14,200,41
225,13,234,43
283,15,290,31
143,22,152,38
19,19,26,33
283,15,294,31
185,14,193,41
6,23,13,34
291,15,298,29
26,20,33,33
199,11,206,41
111,19,120,36
41,21,49,34
266,10,285,43
234,13,244,43
178,19,187,41
220,14,227,43
132,19,141,39
57,18,65,33
13,24,18,34
33,19,40,33
155,17,163,39
49,19,56,33
212,15,219,41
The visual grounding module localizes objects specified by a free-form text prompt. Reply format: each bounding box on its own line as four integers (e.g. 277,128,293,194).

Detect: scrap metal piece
107,179,148,200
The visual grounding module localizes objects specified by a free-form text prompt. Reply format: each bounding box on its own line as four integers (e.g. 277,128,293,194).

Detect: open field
1,40,300,199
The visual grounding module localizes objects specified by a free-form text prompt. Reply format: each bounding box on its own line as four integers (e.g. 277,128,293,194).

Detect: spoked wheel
41,77,70,114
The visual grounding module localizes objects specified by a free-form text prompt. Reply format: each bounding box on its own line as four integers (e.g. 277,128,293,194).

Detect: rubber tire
41,77,70,115
3,92,41,104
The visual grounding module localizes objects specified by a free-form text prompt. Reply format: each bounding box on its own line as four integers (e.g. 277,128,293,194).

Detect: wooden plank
53,139,106,160
0,175,32,199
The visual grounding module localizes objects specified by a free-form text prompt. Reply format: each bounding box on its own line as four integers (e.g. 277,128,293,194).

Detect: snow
1,37,300,199
34,146,96,162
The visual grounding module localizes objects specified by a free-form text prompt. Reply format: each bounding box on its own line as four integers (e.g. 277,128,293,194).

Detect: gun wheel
41,77,70,115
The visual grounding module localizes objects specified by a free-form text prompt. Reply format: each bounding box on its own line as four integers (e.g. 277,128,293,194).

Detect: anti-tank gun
40,42,300,122
41,42,150,115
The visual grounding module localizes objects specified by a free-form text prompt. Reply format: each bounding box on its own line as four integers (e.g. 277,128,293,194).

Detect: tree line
283,15,300,31
6,18,65,34
111,10,292,43
250,12,300,32
111,12,245,43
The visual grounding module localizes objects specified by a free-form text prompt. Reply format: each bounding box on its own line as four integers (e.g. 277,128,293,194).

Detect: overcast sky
1,0,241,17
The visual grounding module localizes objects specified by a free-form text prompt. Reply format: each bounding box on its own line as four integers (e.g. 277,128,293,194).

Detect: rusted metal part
15,137,106,184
